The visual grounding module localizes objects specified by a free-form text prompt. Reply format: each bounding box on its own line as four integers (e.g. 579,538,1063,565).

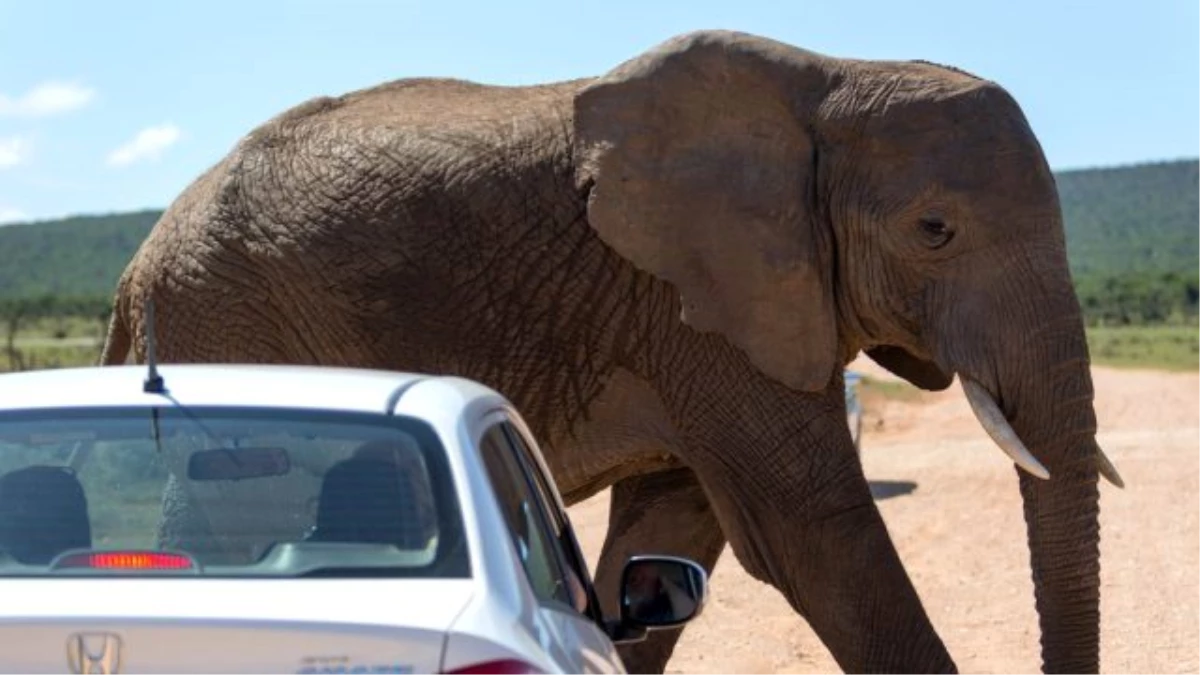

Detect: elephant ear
573,31,838,392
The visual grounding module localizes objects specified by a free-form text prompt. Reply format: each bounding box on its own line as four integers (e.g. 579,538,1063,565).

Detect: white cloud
106,124,182,167
0,207,27,225
0,82,95,118
0,136,31,169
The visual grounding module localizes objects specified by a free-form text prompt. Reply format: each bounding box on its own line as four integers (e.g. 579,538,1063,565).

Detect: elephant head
573,31,1120,672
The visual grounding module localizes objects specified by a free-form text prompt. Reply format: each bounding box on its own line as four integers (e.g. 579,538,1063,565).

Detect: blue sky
0,0,1196,223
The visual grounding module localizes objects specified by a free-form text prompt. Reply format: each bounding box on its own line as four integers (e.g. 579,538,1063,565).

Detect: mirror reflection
621,557,706,627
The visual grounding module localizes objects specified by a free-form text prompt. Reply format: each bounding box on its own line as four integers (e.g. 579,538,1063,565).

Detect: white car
0,364,708,674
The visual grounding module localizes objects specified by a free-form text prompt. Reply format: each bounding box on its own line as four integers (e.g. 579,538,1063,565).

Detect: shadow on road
869,480,917,500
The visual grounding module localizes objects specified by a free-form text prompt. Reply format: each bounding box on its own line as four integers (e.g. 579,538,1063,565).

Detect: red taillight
53,550,196,571
442,659,543,674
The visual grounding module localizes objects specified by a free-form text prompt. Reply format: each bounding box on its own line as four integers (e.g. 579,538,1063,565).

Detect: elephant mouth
863,344,953,391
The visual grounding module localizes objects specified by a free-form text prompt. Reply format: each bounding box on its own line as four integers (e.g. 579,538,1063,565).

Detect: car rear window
0,406,469,578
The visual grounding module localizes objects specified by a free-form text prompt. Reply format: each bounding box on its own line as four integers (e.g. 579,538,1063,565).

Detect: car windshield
0,406,469,578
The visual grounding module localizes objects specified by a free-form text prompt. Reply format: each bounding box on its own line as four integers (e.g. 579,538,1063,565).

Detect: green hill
1056,159,1198,324
0,210,160,299
1058,158,1198,278
0,159,1196,325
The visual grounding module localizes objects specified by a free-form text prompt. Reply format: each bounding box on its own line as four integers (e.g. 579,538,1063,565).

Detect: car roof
0,364,504,415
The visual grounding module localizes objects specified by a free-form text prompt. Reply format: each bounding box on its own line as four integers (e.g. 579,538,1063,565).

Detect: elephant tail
97,279,133,366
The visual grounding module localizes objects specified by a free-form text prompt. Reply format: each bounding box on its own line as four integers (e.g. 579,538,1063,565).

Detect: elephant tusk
1095,446,1125,489
961,377,1051,480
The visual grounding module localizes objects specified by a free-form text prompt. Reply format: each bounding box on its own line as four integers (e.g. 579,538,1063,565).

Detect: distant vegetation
1059,160,1197,278
1074,271,1197,326
1085,324,1198,371
1058,159,1198,326
0,159,1195,371
0,209,159,299
0,295,112,372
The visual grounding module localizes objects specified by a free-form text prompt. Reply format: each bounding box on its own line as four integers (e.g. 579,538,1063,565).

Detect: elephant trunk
969,313,1108,673
1020,436,1102,674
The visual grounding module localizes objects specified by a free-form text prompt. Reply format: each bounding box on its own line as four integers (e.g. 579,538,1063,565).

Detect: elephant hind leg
591,467,726,674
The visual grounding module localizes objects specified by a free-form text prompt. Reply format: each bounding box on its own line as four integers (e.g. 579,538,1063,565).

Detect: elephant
98,30,1124,673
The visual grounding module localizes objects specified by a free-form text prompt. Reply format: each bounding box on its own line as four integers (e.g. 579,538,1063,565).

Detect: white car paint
0,365,632,674
0,579,473,673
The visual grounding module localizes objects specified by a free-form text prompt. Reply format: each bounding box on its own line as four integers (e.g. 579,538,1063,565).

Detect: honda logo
66,632,122,674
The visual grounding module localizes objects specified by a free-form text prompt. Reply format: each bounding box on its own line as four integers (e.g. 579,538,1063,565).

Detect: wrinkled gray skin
100,31,1114,674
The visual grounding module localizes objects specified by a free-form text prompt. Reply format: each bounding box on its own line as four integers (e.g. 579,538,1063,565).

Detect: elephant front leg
591,467,727,674
689,431,957,674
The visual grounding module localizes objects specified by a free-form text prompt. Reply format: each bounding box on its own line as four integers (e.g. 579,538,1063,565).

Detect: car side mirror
619,555,708,630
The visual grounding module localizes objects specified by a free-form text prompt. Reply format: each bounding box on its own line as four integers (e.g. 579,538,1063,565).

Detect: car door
477,413,625,674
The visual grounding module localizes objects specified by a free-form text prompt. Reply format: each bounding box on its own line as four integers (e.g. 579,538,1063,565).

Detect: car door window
479,425,572,608
497,423,597,609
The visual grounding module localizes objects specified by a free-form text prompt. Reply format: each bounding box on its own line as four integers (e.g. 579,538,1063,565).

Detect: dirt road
568,358,1199,673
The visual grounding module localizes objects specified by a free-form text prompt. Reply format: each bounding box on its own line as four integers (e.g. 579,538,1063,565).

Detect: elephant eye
918,217,953,248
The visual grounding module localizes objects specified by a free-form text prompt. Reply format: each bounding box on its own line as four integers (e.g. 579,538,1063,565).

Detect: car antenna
143,298,165,394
